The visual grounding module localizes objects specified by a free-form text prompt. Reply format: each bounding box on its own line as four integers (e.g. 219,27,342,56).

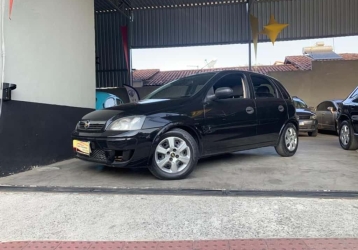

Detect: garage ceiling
95,0,358,48
124,0,248,9
94,0,358,87
95,0,301,11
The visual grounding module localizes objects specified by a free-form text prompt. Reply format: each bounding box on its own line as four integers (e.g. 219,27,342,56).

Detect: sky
132,35,358,71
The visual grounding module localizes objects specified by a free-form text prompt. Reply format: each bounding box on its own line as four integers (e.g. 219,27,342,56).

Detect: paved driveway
0,133,357,192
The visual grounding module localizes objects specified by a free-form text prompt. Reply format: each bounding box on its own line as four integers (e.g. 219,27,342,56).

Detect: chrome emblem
83,120,91,129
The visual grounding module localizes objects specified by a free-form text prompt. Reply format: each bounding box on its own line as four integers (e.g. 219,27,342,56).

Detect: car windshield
351,88,358,99
293,98,308,109
144,73,216,100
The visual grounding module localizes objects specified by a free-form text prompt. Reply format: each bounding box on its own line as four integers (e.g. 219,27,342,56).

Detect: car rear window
274,79,291,99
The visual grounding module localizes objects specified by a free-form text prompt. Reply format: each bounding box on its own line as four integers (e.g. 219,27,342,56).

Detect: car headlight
106,116,146,131
310,115,317,120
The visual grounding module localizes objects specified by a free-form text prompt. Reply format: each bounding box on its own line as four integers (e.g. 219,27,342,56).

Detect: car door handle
246,106,254,114
278,105,285,112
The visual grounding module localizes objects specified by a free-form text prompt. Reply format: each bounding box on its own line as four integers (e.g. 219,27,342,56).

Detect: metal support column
247,0,253,71
128,11,134,86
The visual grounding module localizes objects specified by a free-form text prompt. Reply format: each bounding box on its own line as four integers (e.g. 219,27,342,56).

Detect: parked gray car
293,96,318,136
316,99,343,134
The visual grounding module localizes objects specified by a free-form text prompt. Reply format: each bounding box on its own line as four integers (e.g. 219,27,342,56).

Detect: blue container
96,91,124,110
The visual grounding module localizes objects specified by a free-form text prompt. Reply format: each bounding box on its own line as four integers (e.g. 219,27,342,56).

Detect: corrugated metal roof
95,0,117,11
129,0,248,9
95,0,358,48
252,0,358,42
131,3,249,48
129,0,358,48
95,12,129,88
95,0,299,11
94,0,358,87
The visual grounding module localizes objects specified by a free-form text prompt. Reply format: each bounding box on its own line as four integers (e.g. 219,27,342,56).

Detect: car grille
76,149,108,163
91,149,107,162
78,121,106,132
299,115,311,120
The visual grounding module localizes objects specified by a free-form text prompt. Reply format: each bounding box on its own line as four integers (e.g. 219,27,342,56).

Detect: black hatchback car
72,71,299,180
337,86,358,150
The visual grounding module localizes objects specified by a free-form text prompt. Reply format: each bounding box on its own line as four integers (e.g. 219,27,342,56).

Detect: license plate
73,140,91,156
299,121,305,126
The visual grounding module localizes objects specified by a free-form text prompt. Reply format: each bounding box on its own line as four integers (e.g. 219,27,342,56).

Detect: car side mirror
215,87,233,100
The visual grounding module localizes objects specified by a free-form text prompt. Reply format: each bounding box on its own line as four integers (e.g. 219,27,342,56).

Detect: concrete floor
1,192,358,241
0,133,357,192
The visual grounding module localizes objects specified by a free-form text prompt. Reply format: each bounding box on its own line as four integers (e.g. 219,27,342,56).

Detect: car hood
82,99,187,121
295,108,314,116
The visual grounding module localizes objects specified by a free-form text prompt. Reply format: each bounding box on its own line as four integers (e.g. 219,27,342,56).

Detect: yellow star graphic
261,15,288,45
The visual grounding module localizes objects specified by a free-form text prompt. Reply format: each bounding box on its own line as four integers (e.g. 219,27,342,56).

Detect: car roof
209,70,273,78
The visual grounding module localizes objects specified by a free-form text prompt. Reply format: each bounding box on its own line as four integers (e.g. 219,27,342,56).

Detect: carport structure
0,0,357,177
94,0,358,88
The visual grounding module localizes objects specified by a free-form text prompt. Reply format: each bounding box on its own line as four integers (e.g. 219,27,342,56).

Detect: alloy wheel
155,136,191,174
340,124,350,146
285,127,298,151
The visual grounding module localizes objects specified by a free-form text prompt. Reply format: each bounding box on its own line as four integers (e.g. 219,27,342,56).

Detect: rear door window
273,79,290,100
251,75,278,98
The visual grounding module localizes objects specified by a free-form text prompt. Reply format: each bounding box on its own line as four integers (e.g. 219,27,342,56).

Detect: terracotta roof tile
284,53,358,70
145,65,298,86
340,53,358,61
133,69,159,81
135,53,358,86
284,56,312,70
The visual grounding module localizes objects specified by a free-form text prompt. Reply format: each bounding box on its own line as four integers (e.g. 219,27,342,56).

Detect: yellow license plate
73,140,91,156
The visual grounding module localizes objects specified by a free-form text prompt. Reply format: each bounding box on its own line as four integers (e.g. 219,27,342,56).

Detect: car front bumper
298,119,318,132
71,128,160,168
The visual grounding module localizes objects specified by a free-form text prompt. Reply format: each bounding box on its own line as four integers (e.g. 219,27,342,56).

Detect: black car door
249,74,289,143
202,72,257,155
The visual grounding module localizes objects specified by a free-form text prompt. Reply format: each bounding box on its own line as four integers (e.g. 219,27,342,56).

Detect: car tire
308,130,318,137
149,128,199,180
339,120,358,150
275,123,299,157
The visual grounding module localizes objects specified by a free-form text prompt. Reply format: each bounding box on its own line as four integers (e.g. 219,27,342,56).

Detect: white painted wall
3,0,95,109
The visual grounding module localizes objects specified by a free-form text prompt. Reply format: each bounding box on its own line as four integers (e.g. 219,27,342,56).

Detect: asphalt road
1,192,358,241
